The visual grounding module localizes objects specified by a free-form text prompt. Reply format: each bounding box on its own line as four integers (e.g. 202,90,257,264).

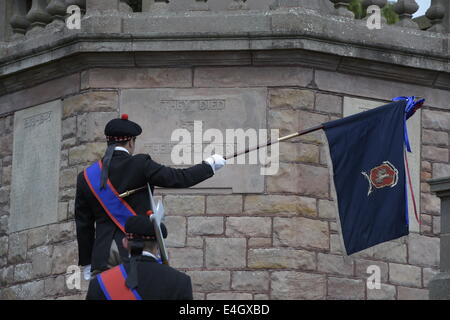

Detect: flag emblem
361,161,399,196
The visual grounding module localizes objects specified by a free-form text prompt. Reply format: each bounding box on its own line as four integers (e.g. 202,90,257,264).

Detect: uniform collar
114,146,130,154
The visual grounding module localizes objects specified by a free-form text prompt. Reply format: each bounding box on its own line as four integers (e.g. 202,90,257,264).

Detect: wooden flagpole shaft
224,124,324,160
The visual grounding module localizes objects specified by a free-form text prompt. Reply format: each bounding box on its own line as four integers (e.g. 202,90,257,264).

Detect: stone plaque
120,88,267,193
9,100,62,232
343,97,421,232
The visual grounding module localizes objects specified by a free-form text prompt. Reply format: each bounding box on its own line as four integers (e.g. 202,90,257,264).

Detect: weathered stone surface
367,284,396,300
1,165,11,186
267,163,329,197
68,142,106,165
397,286,428,300
59,168,78,189
0,236,7,257
205,238,246,268
408,233,439,267
0,215,8,236
168,248,203,269
327,277,365,300
433,163,450,179
273,217,329,249
269,88,314,110
44,275,70,297
186,237,203,248
355,259,389,282
164,195,205,215
30,245,53,278
121,88,266,193
165,216,186,248
0,265,14,287
271,272,326,300
84,68,192,89
195,66,313,88
62,91,118,118
423,268,439,288
10,100,62,233
298,111,329,144
231,271,270,291
279,142,320,163
318,199,337,220
371,240,408,264
207,292,253,300
188,217,223,236
187,271,230,291
48,222,75,243
0,134,13,158
248,248,316,270
421,193,441,215
0,186,10,204
1,280,45,300
52,241,78,274
268,108,299,140
248,237,272,248
77,112,117,142
423,110,450,131
330,234,343,254
315,93,342,114
8,232,27,264
254,294,269,300
422,146,449,162
318,253,353,276
58,202,68,222
389,263,421,287
422,130,448,146
62,117,76,139
206,195,242,215
244,195,317,217
226,217,271,237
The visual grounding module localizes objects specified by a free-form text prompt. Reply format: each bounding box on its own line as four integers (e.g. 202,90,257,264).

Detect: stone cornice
0,8,448,96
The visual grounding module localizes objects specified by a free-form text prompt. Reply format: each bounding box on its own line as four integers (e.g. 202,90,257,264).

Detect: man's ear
122,237,128,250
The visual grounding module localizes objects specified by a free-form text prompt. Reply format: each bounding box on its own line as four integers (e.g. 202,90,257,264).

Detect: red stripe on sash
98,266,138,300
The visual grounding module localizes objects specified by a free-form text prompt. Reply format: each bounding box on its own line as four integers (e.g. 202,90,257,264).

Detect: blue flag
323,99,413,255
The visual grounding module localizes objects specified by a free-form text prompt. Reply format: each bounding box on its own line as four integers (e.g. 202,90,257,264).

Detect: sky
412,0,431,17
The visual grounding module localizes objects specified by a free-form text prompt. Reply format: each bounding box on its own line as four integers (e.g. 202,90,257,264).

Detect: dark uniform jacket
75,150,214,271
86,255,193,300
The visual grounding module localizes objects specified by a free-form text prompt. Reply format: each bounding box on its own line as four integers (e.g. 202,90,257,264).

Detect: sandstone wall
0,63,447,299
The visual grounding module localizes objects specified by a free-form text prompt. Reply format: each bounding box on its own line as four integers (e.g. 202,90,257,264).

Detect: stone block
188,217,223,236
231,271,270,291
268,108,299,140
330,234,343,254
367,284,396,300
8,232,27,264
10,100,62,233
298,111,329,144
206,195,242,215
371,240,408,264
121,88,266,193
59,168,78,189
164,216,186,248
279,142,320,163
397,286,428,300
44,275,70,297
168,248,203,269
269,88,314,110
195,66,313,88
271,272,326,300
408,233,439,267
68,143,106,165
0,134,12,158
315,93,342,114
423,110,450,131
267,163,329,197
423,268,439,288
248,238,272,248
226,217,271,238
62,91,118,118
206,292,253,300
244,195,317,217
205,238,246,268
317,253,353,276
27,226,49,249
83,68,192,89
273,217,329,250
318,199,337,220
77,112,117,142
422,146,448,162
0,215,8,236
0,265,14,287
164,195,205,216
432,163,450,179
422,130,448,146
1,280,45,300
48,222,75,243
421,193,441,215
187,271,230,292
52,241,78,274
0,236,7,257
389,263,421,287
327,277,365,300
30,245,53,278
14,263,33,282
1,166,11,186
248,248,315,270
62,117,76,139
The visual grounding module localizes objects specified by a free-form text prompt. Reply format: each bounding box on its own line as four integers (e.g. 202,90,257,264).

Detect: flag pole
224,124,324,160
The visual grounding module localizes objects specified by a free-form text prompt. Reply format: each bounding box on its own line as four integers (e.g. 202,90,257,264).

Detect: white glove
204,154,226,173
83,265,92,281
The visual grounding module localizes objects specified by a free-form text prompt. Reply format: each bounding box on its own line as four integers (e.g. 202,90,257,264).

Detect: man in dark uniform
86,215,193,300
75,114,226,279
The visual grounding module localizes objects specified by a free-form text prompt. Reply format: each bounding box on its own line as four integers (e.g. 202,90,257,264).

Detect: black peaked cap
125,216,168,239
104,114,142,141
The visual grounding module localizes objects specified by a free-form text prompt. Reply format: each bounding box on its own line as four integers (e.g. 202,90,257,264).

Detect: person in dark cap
86,215,193,300
75,114,226,279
